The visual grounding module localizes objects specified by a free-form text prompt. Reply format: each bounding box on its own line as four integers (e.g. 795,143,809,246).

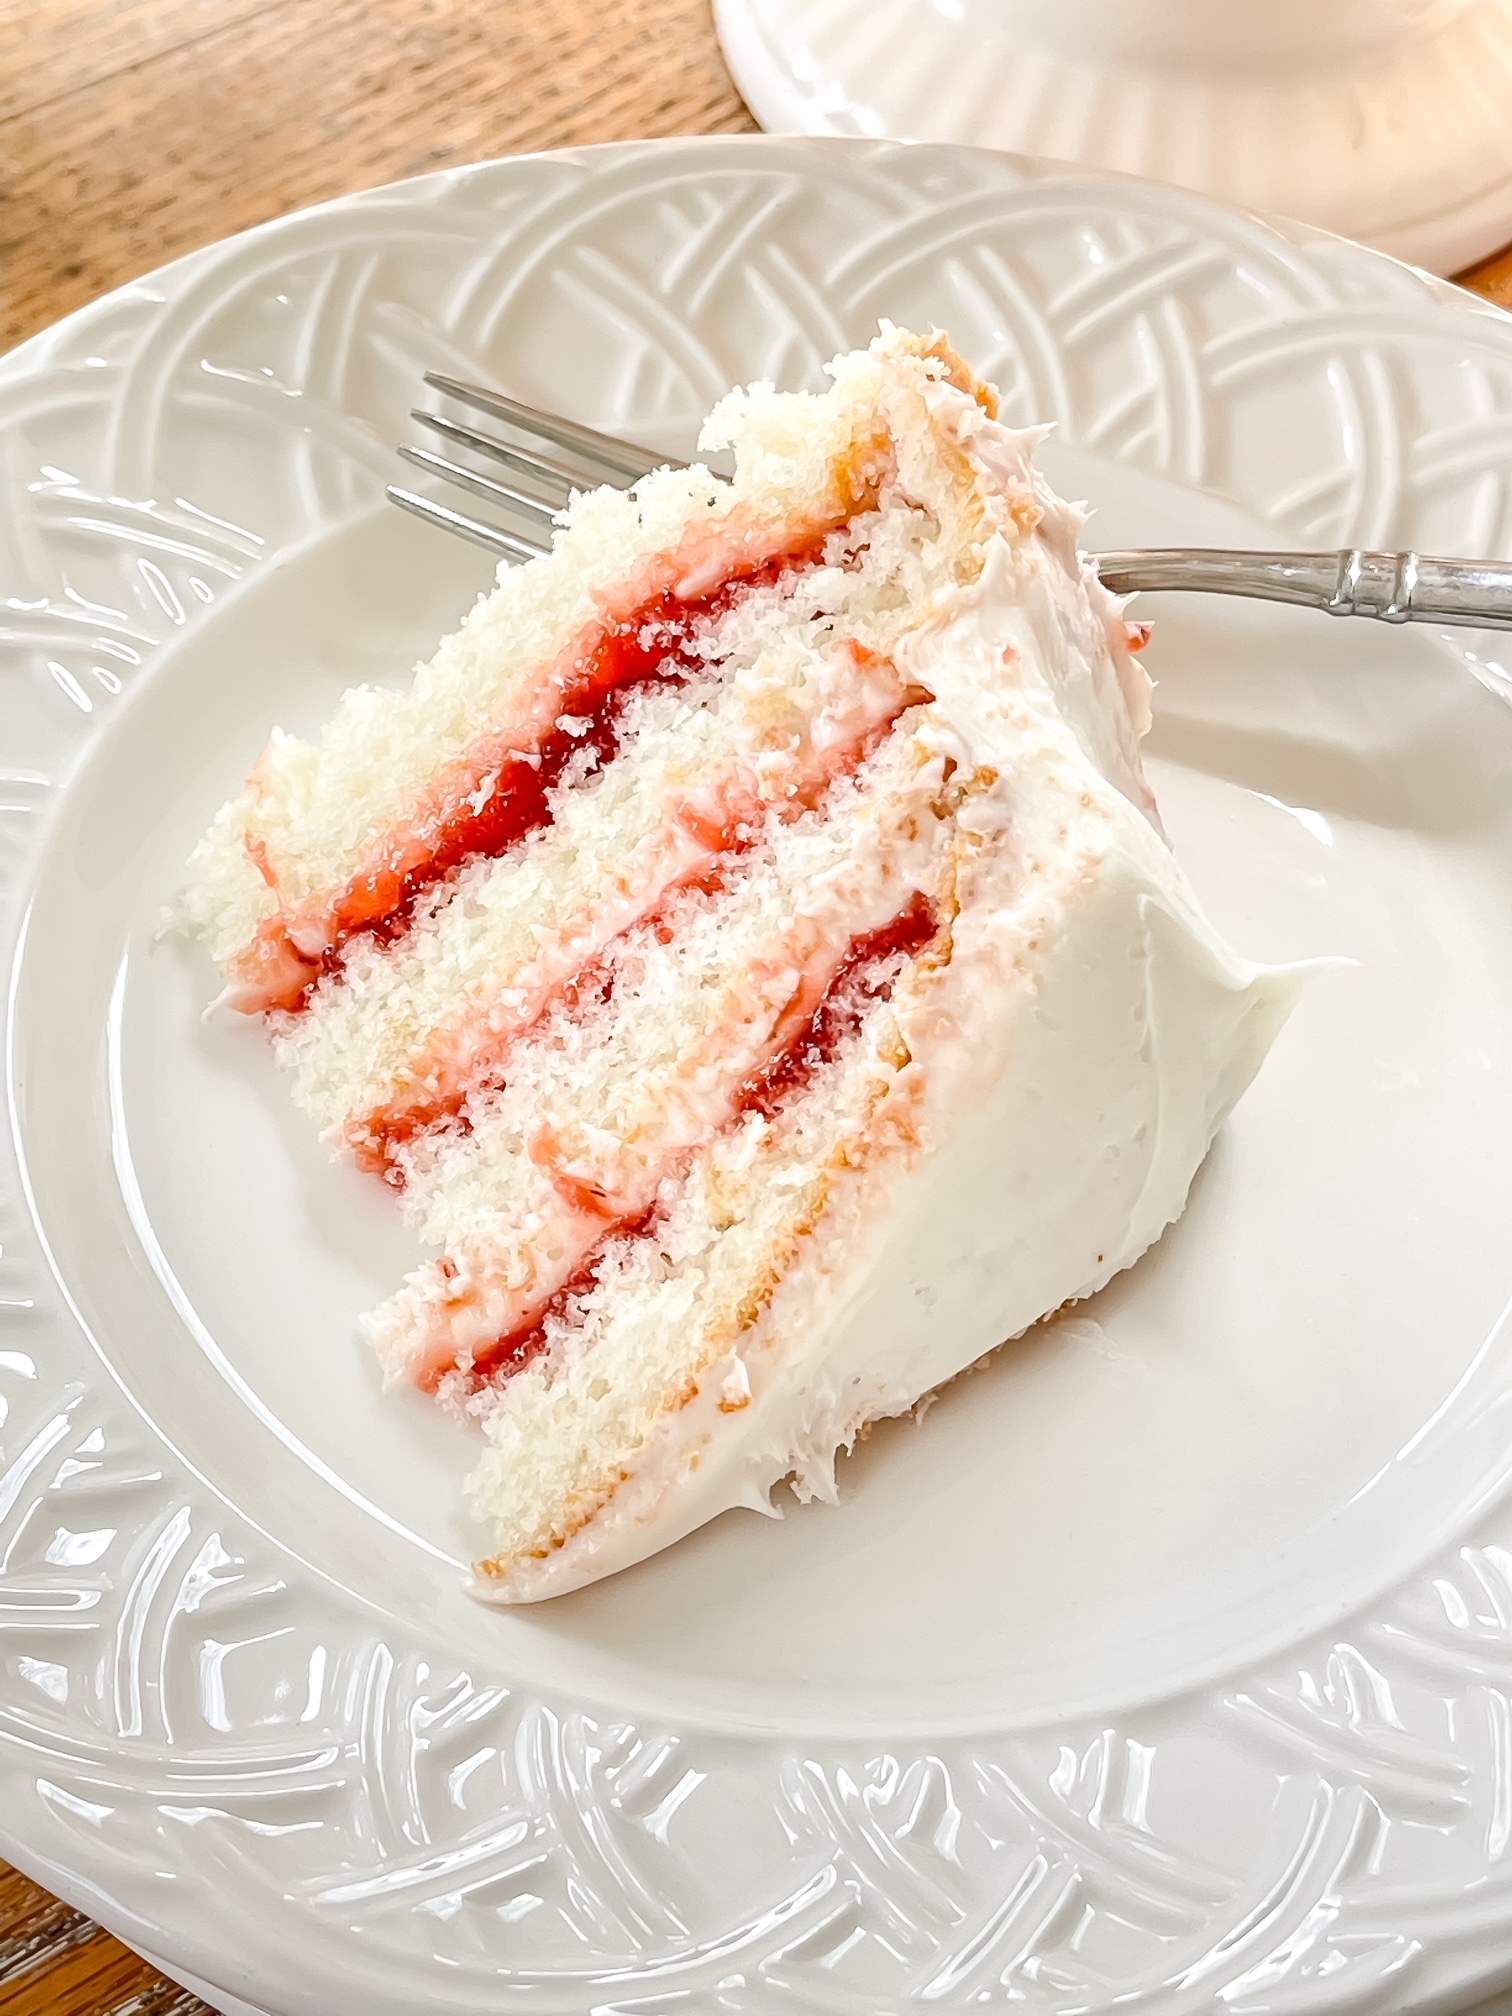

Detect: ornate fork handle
1093,548,1512,631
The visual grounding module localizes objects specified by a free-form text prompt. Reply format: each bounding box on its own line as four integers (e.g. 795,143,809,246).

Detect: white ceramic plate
7,135,1512,2016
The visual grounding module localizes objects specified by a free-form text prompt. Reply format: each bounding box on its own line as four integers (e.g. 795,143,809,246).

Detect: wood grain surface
0,1860,203,2013
4,0,1512,2010
1,0,756,353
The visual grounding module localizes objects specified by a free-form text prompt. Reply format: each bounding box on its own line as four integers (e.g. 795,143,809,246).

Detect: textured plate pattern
6,137,1512,2014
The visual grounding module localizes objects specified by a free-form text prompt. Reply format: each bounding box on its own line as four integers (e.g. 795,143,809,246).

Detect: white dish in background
5,136,1512,2016
714,0,1512,273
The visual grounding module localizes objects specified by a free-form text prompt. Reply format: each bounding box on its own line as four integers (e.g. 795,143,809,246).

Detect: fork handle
1093,548,1512,631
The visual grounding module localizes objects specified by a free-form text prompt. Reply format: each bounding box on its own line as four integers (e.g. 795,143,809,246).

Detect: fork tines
397,441,560,524
385,483,546,561
389,372,683,560
408,409,585,496
422,371,672,486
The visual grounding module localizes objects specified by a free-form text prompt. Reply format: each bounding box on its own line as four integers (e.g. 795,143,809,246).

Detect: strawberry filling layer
733,890,937,1119
460,1207,662,1391
238,540,828,1016
352,860,735,1184
447,890,940,1395
346,655,927,1181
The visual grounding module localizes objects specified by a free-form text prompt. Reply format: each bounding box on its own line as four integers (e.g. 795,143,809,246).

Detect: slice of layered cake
183,326,1299,1601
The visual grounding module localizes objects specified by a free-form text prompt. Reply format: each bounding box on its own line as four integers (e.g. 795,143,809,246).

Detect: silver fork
390,374,1512,633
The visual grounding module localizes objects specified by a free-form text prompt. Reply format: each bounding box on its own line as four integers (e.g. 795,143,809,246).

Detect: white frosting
493,874,1296,1602
476,470,1305,1605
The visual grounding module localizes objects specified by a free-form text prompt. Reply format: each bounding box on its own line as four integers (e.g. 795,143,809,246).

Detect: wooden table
5,0,1512,2009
